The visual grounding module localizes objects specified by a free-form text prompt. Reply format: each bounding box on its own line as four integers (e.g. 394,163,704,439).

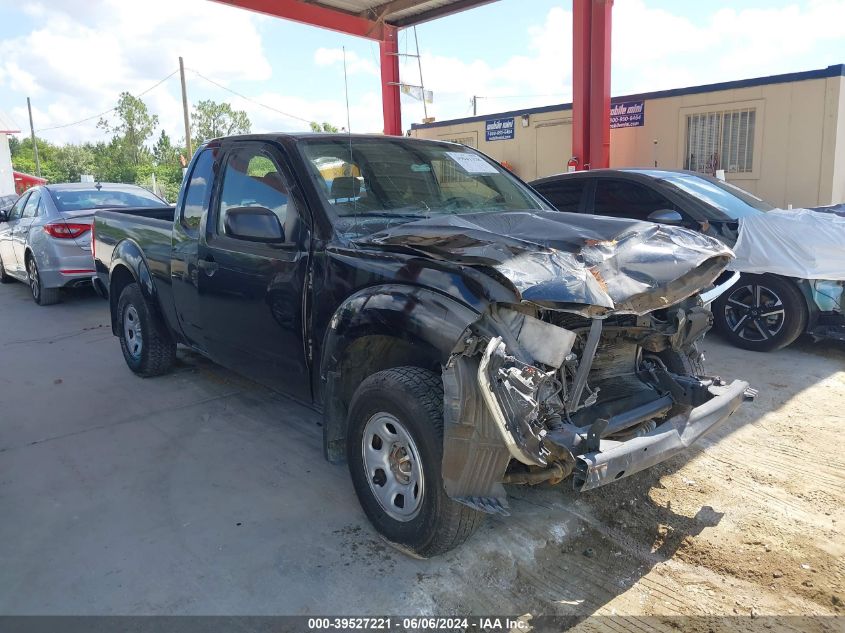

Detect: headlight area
440,303,755,514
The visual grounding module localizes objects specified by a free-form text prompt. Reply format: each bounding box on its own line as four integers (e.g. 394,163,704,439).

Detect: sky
0,0,844,146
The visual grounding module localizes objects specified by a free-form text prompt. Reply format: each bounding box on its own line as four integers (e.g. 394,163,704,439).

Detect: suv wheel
117,282,176,376
712,273,806,352
27,256,60,305
347,367,484,557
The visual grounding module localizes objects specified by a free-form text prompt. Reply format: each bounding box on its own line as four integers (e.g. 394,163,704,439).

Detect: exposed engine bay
441,297,755,515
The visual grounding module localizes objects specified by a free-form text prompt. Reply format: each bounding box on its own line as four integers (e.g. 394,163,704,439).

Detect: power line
34,69,179,132
188,68,314,125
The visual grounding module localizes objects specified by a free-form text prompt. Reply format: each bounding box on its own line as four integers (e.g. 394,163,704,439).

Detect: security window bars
684,108,755,175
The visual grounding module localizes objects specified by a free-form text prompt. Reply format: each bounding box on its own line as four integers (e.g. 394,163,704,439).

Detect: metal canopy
211,0,613,168
212,0,498,38
312,0,498,28
212,0,500,135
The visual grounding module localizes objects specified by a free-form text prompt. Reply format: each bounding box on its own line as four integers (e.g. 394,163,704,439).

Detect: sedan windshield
298,137,549,234
49,187,166,212
665,174,773,220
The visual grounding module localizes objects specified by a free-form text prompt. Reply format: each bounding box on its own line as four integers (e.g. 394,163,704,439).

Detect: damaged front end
360,211,754,514
442,303,755,515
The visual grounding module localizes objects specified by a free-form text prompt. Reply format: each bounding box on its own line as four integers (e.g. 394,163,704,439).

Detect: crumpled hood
359,211,734,315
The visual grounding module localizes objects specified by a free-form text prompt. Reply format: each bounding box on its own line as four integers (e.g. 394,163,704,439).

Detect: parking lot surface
1,282,843,622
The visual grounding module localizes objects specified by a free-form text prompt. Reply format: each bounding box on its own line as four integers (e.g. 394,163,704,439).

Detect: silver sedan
0,183,167,305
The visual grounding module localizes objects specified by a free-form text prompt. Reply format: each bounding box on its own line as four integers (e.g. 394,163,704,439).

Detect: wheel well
324,334,442,463
109,265,136,334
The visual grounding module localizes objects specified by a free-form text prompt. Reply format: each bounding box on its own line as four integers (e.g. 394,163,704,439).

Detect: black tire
712,273,806,352
347,366,484,558
117,282,176,377
0,254,12,284
26,255,60,305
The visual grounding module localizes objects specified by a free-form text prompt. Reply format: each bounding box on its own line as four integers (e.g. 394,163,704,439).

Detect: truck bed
93,207,177,286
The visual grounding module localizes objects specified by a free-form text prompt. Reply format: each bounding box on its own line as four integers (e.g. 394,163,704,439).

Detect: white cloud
2,0,845,143
0,0,272,143
314,48,380,76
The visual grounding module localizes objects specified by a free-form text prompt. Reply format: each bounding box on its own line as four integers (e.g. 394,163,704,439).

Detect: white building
0,111,21,196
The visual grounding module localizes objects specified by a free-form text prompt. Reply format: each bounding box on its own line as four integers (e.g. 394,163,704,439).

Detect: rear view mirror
648,209,684,225
224,206,284,243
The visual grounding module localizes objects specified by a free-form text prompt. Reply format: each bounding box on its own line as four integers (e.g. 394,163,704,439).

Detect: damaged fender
319,283,480,462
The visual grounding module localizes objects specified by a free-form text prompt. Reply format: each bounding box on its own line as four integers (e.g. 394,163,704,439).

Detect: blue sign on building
485,117,515,141
610,101,645,129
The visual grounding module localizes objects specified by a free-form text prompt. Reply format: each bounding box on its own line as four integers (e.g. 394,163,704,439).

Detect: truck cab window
218,147,291,239
181,149,215,234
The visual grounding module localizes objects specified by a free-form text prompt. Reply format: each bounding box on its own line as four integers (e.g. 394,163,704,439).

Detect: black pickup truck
93,133,752,557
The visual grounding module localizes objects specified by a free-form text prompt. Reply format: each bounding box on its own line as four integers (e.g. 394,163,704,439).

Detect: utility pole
179,57,192,158
412,27,428,120
26,97,41,178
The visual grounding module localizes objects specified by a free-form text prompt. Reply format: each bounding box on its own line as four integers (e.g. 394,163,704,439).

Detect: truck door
196,141,312,401
170,147,219,348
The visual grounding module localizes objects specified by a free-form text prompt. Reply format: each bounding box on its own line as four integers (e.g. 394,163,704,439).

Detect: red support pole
572,0,591,171
589,0,613,169
380,25,402,136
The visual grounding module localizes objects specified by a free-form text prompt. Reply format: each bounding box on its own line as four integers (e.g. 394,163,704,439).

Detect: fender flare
318,283,481,462
108,239,168,338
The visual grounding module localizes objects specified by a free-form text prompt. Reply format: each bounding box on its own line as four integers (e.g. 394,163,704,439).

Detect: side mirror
224,206,284,243
648,209,684,225
0,210,7,222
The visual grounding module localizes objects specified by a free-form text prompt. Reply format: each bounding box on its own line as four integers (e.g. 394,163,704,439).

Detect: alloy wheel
28,259,40,301
362,412,425,522
123,305,144,360
723,283,786,343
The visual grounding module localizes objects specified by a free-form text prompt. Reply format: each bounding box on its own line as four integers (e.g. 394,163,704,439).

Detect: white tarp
731,208,845,281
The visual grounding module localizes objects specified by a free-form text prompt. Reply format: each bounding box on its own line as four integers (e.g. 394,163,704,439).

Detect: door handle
197,256,218,276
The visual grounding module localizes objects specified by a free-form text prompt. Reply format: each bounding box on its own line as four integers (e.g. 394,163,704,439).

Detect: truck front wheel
117,282,176,377
346,367,484,558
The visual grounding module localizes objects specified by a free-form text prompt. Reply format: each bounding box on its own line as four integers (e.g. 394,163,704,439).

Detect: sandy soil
409,336,845,629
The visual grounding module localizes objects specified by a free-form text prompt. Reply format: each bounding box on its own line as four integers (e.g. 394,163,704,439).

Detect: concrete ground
1,281,843,624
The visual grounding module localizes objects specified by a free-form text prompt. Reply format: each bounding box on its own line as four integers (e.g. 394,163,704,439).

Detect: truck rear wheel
117,282,176,377
346,367,484,558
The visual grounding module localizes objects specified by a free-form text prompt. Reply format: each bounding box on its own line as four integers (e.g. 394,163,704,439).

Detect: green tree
309,121,339,133
53,144,96,183
149,130,185,201
9,135,61,182
97,92,159,168
191,100,251,144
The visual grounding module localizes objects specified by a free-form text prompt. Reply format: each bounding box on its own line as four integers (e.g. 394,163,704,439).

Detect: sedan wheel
724,283,786,342
713,273,806,352
27,257,60,305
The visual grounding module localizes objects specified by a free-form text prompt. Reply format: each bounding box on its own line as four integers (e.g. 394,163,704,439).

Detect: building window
684,108,755,175
443,136,476,148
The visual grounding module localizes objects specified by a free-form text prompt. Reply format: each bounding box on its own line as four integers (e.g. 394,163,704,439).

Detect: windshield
49,187,166,213
664,174,773,220
298,137,550,235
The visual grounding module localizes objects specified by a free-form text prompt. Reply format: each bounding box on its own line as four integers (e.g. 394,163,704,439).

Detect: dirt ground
409,335,845,629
